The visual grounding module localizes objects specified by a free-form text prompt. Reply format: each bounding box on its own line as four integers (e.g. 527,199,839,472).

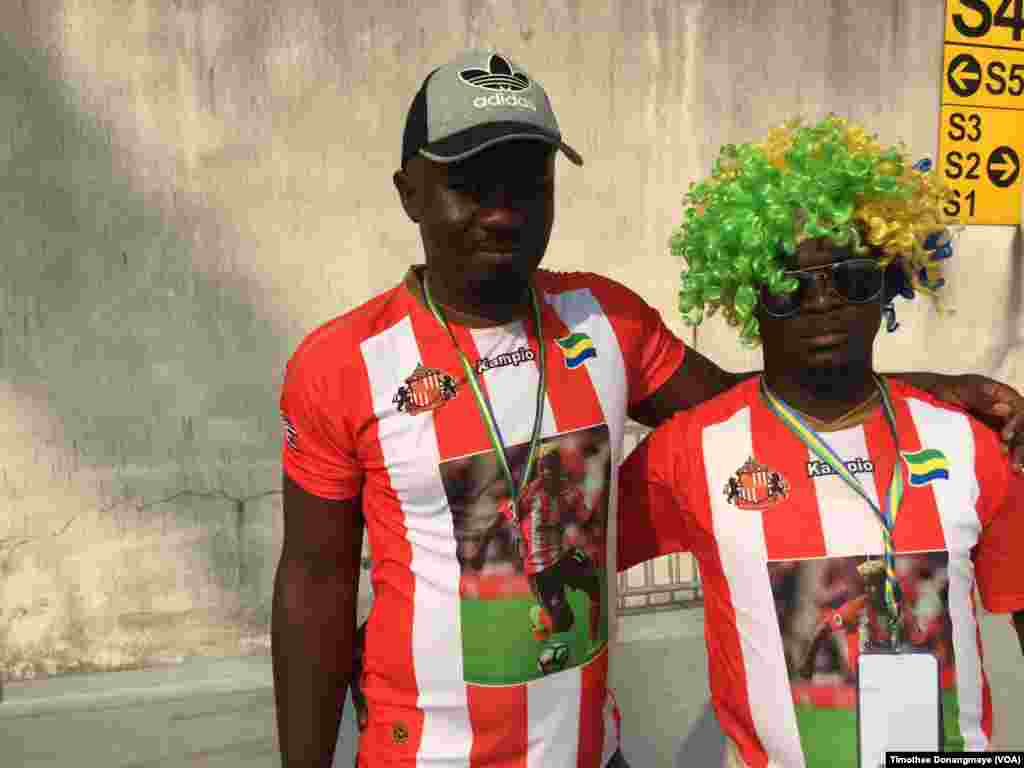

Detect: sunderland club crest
724,457,789,510
393,364,458,415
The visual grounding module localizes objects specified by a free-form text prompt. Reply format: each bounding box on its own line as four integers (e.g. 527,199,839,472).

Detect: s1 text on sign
938,105,1023,224
945,0,1024,49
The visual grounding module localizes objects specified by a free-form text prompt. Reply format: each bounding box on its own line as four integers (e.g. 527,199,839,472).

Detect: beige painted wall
0,0,1020,680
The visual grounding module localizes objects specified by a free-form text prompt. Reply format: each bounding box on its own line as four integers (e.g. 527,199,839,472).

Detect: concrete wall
1,0,1021,680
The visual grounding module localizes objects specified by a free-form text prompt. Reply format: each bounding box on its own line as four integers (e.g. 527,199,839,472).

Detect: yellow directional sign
941,0,1024,224
937,105,1023,224
945,0,1024,50
942,45,1024,109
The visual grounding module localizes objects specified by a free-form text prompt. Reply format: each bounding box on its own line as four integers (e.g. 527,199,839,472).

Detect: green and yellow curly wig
671,115,957,345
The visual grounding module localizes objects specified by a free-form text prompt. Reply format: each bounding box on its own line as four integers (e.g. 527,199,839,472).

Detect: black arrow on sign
987,146,1020,188
947,53,982,98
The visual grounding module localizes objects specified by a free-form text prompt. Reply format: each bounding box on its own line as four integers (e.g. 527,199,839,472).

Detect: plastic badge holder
856,649,942,768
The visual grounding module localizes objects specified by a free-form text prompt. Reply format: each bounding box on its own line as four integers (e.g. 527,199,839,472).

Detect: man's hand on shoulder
632,355,1024,471
895,373,1024,472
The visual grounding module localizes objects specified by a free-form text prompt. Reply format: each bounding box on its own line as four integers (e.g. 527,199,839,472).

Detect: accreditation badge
856,649,942,768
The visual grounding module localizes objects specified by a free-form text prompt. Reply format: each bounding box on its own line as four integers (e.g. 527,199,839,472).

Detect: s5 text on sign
942,45,1024,109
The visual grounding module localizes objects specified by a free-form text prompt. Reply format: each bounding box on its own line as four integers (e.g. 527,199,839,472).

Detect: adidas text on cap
401,50,583,168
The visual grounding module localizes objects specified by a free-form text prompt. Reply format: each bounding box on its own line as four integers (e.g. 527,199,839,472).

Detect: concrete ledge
1,657,272,719
1,611,1019,768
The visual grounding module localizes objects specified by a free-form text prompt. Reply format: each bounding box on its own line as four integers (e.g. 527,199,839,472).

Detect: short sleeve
972,423,1024,614
617,412,695,572
279,342,363,502
588,275,686,408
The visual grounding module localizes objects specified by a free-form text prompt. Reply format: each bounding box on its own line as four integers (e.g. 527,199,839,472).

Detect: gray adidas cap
401,50,583,167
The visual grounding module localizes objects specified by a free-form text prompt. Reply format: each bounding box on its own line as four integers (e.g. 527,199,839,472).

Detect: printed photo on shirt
768,551,962,765
440,424,611,685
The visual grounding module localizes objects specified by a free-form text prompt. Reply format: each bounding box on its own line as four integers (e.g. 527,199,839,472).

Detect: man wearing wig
618,116,1024,767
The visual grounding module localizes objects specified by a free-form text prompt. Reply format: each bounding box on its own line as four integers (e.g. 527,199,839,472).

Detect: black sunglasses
760,259,884,319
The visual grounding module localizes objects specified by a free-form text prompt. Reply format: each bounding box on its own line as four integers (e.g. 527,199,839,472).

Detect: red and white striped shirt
281,268,685,767
619,378,1024,768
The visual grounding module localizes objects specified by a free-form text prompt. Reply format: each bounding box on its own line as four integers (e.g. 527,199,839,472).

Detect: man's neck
763,364,879,424
406,266,531,328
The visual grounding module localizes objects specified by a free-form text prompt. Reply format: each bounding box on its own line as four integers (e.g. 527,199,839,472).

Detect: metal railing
617,551,702,614
616,421,702,614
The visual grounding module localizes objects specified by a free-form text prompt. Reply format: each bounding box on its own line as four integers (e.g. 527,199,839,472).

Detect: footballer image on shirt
769,552,960,765
441,424,611,685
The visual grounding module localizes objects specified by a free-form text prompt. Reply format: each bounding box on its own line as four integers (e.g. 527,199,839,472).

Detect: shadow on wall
957,225,1024,379
0,34,290,682
991,227,1024,373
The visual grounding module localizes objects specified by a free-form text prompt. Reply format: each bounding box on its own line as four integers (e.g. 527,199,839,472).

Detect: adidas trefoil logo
459,54,531,92
461,54,538,112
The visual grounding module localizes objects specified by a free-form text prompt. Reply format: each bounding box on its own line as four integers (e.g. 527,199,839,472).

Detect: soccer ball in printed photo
536,641,571,675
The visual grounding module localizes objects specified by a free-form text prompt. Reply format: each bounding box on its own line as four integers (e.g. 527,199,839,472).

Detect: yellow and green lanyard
761,375,905,645
421,274,546,522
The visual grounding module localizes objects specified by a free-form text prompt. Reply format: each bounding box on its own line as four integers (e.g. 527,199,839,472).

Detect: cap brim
419,125,583,167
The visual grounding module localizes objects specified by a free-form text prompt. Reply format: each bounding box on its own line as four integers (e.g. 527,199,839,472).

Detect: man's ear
393,165,423,223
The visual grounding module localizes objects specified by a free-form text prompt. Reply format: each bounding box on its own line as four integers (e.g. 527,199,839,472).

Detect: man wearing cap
273,51,1024,767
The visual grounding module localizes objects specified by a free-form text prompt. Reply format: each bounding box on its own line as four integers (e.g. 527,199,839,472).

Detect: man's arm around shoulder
273,473,364,768
629,347,749,427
